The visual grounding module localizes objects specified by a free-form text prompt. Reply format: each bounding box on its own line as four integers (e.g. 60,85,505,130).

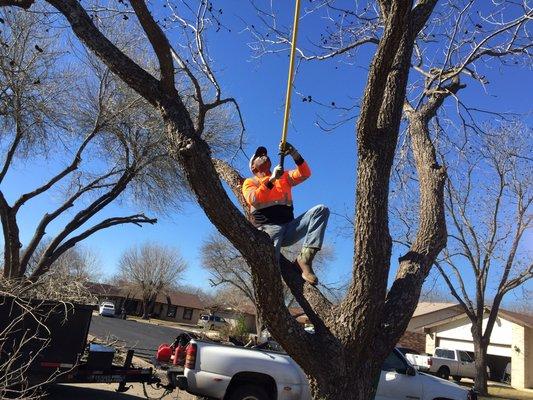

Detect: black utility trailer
0,295,162,393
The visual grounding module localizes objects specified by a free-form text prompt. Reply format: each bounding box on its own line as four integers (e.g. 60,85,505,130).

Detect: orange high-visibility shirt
242,161,311,226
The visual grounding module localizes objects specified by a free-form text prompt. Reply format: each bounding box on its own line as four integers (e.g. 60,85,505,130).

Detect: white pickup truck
177,339,477,400
397,347,432,372
425,348,477,382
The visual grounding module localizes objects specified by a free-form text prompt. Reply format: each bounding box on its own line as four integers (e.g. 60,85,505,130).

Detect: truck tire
436,366,450,380
227,384,269,400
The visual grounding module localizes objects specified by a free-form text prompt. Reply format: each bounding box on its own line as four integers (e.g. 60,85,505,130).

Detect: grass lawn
460,382,533,399
481,386,533,400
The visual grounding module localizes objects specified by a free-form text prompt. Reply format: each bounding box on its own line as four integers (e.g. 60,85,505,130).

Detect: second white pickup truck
178,339,477,400
427,348,477,382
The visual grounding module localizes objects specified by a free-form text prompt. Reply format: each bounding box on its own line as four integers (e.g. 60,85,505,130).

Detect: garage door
437,338,511,357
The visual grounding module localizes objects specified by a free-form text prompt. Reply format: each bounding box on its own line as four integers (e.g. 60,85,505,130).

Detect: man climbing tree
242,142,329,285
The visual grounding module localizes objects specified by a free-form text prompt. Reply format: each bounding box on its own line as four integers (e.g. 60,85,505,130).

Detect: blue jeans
258,204,329,262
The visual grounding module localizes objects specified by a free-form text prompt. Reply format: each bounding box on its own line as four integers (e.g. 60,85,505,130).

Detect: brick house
87,282,204,325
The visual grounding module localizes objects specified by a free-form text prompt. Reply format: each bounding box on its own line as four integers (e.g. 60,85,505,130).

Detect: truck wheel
436,367,450,380
452,376,461,383
228,384,269,400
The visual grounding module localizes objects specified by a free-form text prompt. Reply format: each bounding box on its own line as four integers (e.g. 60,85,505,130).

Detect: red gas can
156,344,173,362
173,344,186,366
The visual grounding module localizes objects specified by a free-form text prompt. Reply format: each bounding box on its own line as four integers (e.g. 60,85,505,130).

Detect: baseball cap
249,146,268,172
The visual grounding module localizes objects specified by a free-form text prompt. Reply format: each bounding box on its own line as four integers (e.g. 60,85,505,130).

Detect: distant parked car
198,314,228,330
99,301,115,317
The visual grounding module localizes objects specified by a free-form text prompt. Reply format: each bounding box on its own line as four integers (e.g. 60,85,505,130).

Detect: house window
182,308,193,320
167,305,177,318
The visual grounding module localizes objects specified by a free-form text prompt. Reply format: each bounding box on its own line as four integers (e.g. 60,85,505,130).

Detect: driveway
89,315,184,360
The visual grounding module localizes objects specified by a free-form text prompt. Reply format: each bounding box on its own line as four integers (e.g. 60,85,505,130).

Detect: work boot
296,247,319,285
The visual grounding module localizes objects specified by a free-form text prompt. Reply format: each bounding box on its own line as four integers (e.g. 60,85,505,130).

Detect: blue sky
2,1,532,305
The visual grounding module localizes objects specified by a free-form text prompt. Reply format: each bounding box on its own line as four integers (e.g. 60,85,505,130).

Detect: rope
142,382,173,400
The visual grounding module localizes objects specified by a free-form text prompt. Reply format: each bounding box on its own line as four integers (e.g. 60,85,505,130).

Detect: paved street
89,315,184,360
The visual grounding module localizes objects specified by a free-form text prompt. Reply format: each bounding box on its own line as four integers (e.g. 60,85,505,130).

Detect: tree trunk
0,197,22,280
308,362,380,400
142,298,150,319
472,326,488,395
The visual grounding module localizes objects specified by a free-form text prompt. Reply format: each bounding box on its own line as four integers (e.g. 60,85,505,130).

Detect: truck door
376,351,422,400
458,351,476,378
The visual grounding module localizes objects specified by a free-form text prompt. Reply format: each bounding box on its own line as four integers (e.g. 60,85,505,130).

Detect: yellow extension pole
279,0,301,168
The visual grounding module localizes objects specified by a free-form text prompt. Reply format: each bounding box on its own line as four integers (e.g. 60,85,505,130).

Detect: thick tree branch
30,214,157,280
129,0,175,94
46,0,180,113
0,123,23,185
279,256,333,330
18,169,124,274
435,261,475,318
378,93,448,351
411,0,438,36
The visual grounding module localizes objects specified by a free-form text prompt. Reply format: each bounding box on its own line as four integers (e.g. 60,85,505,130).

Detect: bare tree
433,122,532,393
0,9,162,281
0,0,529,398
23,241,102,282
117,243,187,319
0,6,238,283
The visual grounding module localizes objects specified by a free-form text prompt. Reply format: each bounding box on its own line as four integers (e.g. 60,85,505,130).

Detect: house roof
497,309,533,329
86,282,204,310
165,291,205,310
124,291,204,310
85,282,122,296
208,302,257,316
422,307,533,330
412,302,459,317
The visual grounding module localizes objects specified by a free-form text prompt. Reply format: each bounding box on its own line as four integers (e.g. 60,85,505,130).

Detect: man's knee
313,204,330,218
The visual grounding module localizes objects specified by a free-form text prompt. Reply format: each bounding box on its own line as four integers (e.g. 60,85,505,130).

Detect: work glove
269,165,284,183
279,141,297,156
279,141,302,162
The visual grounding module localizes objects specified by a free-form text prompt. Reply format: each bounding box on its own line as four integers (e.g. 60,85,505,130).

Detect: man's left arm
280,142,311,186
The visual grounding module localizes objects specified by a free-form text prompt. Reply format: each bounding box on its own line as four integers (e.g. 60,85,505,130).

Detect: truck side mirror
406,366,416,376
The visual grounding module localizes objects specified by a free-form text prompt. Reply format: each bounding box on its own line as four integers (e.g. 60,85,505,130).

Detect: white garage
423,309,533,389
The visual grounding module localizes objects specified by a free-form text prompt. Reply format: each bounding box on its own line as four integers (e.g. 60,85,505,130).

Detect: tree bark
472,324,488,395
0,195,22,280
142,298,150,320
308,364,379,400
